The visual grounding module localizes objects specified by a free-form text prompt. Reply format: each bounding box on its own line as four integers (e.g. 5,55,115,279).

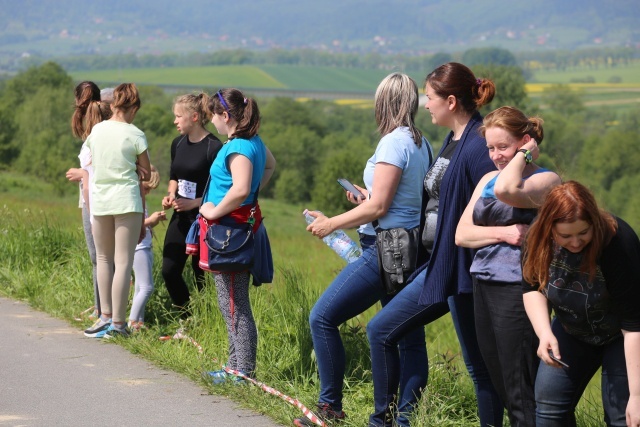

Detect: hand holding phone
548,349,569,368
337,178,364,200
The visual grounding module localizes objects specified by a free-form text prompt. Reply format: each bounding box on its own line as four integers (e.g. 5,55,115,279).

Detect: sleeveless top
469,169,548,283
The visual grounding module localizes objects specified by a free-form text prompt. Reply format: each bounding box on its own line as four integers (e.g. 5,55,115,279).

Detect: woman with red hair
522,181,640,426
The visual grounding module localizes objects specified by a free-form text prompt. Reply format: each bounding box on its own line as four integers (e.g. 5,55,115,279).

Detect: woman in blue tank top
455,106,561,426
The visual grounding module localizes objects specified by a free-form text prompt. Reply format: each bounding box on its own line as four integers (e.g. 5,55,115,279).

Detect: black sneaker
293,403,346,426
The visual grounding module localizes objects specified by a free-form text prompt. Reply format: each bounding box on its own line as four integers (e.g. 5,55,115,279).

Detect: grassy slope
0,170,606,426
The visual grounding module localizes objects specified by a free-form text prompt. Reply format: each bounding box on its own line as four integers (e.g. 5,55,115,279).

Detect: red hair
522,181,617,290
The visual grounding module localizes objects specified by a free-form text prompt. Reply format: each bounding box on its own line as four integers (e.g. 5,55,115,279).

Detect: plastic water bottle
303,209,362,263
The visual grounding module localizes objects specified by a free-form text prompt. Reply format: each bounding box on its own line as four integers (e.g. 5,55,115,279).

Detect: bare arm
136,150,151,182
623,330,640,426
145,211,166,228
306,162,401,238
200,153,252,220
81,170,90,214
523,291,565,367
455,171,529,248
162,180,178,209
494,139,561,208
66,168,84,182
259,146,276,190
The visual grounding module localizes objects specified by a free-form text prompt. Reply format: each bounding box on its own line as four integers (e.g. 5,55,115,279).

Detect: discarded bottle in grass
303,209,362,263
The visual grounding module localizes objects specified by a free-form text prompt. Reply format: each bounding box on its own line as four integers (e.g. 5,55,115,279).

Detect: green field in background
71,65,424,93
72,63,640,110
71,65,286,89
531,61,640,84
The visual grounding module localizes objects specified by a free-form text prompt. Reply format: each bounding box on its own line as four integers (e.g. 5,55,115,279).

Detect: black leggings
161,210,205,312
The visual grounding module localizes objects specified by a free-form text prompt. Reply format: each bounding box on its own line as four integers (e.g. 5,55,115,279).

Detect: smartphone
548,350,569,368
337,178,364,199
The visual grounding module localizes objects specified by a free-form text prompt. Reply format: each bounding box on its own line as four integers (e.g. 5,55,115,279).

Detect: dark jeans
535,318,628,427
367,268,503,427
309,234,425,422
474,278,538,427
162,211,205,313
448,291,505,427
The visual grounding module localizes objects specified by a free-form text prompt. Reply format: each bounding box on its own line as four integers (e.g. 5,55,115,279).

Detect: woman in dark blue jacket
367,63,503,426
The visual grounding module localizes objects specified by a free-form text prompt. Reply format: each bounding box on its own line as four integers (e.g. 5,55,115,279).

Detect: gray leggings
81,202,100,314
129,244,154,323
213,271,257,375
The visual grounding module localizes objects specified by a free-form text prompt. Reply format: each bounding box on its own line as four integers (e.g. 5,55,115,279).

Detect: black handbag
205,210,256,272
201,176,259,273
374,223,420,295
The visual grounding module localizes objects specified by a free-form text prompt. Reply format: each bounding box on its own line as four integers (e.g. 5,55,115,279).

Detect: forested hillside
1,0,639,68
0,62,638,231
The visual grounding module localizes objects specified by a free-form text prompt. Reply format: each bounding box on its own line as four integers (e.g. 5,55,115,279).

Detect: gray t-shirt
422,138,459,252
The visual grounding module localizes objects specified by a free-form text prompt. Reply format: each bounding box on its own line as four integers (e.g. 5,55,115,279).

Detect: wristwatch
517,148,532,164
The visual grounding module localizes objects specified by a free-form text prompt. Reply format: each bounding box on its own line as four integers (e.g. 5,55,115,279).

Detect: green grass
0,171,606,426
532,61,640,84
70,65,286,90
259,65,414,92
69,62,640,114
70,64,426,94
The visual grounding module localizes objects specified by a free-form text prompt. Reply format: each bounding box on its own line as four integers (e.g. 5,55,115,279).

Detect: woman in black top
161,93,222,331
522,181,640,426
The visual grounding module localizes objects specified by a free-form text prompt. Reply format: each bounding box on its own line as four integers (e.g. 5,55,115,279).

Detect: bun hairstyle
174,92,211,128
425,62,496,114
480,106,544,144
71,81,102,139
375,72,422,147
112,83,141,113
207,88,260,139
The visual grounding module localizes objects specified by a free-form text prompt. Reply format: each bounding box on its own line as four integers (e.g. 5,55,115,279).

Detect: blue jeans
310,235,385,412
310,234,425,418
535,318,628,427
367,268,504,427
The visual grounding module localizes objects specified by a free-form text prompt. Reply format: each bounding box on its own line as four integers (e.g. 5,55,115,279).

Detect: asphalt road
0,297,281,427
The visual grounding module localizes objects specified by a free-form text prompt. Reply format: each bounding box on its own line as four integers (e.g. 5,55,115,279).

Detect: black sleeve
600,217,640,332
169,136,181,182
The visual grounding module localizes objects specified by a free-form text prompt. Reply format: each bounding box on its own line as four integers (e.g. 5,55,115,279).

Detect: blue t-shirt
359,127,433,235
205,135,267,206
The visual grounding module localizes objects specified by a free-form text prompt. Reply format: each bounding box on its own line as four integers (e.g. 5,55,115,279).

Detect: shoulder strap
199,175,210,207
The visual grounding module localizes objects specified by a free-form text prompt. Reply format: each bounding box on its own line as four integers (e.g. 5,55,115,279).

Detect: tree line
11,46,639,78
0,61,638,231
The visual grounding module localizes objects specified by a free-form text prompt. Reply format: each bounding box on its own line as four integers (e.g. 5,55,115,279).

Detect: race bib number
178,179,197,199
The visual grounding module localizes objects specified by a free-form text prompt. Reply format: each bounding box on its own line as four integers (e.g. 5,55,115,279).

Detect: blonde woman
161,93,222,334
296,73,433,426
